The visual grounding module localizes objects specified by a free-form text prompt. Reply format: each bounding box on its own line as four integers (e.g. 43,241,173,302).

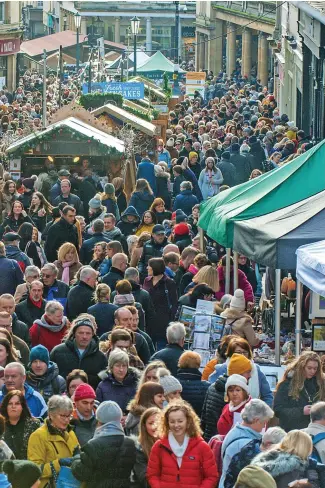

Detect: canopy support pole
198,227,206,253
233,251,239,291
295,279,302,357
275,269,281,366
225,248,231,294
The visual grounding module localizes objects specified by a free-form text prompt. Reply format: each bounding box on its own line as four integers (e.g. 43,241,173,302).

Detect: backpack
209,433,253,476
311,433,325,462
222,318,238,337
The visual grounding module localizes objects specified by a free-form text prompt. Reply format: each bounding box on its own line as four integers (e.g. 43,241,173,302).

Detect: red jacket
217,398,251,436
29,322,67,352
216,266,254,303
147,435,219,488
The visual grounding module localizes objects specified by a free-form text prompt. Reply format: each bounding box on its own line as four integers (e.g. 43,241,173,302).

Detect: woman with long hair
1,180,19,220
130,232,151,268
18,223,46,269
1,389,40,459
100,183,120,220
154,163,171,210
178,283,214,314
147,402,218,488
189,265,220,293
87,283,117,337
149,198,172,225
133,407,161,488
179,253,211,296
198,156,223,200
0,337,18,367
1,200,34,236
125,382,165,435
137,361,166,390
135,211,157,236
112,177,127,214
53,242,82,285
274,351,325,431
129,179,155,218
28,192,52,233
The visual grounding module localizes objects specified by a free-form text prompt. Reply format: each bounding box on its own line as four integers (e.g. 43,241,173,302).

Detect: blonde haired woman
251,430,313,488
54,242,82,285
274,351,325,431
192,265,219,293
129,232,151,268
128,179,155,218
112,177,127,214
147,402,218,488
137,360,166,389
87,283,118,337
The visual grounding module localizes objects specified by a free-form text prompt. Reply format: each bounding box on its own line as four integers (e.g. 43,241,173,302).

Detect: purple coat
96,367,139,414
216,266,254,303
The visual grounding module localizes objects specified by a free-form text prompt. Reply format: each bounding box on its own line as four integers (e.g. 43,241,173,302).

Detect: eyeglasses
41,273,52,278
57,413,71,420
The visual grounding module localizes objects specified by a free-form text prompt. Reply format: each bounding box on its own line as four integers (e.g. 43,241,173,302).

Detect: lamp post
74,12,81,72
131,16,140,77
173,1,180,95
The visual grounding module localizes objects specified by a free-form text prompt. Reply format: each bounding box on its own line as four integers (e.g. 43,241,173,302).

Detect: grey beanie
88,197,102,209
96,400,122,424
104,183,115,195
160,375,183,396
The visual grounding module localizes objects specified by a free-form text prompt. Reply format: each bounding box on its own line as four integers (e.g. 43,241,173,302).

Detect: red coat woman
147,402,219,488
217,374,251,436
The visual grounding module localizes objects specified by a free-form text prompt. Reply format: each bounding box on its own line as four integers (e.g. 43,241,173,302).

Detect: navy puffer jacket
177,367,210,417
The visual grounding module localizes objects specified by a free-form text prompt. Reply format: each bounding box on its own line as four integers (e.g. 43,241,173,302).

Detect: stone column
199,33,205,70
226,22,236,77
114,17,121,43
257,32,262,81
80,18,87,36
241,28,252,78
146,17,152,53
259,33,269,86
195,31,200,71
210,18,223,75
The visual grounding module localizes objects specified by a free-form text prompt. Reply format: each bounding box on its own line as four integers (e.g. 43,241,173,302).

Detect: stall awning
6,117,124,155
296,241,325,296
91,103,156,136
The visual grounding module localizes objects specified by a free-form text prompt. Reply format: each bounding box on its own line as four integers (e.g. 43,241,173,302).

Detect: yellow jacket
135,223,154,236
27,421,79,488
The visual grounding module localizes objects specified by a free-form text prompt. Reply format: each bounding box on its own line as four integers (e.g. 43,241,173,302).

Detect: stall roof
198,139,325,248
136,51,185,73
108,50,149,70
6,117,124,154
20,30,125,57
232,190,325,269
91,104,156,136
296,241,325,296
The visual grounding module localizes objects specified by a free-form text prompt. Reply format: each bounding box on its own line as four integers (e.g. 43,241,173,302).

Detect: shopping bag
56,466,81,488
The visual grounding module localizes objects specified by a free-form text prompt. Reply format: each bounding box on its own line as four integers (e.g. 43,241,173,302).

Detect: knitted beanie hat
159,375,183,396
96,400,122,424
22,178,35,190
225,374,249,394
3,460,41,488
174,223,190,236
72,317,95,335
221,151,231,160
230,289,246,312
228,353,252,376
235,465,276,488
166,138,175,148
29,345,49,366
175,209,187,223
88,197,102,209
104,183,115,195
74,383,96,402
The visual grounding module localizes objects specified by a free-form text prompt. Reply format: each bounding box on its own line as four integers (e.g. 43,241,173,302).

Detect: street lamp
130,16,140,76
173,1,180,95
63,15,67,31
74,12,81,72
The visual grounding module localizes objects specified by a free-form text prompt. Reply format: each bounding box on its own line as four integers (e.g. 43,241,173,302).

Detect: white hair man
149,322,186,376
66,267,98,320
0,362,47,418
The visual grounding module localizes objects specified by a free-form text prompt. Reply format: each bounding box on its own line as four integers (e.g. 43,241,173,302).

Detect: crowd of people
0,64,318,488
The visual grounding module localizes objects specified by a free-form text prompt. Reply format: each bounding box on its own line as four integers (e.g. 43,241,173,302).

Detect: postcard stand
190,311,225,368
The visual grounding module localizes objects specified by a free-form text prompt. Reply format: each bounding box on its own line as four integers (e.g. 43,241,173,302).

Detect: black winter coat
176,368,210,417
155,174,171,209
274,376,321,432
230,152,251,184
216,159,236,187
249,141,265,171
201,374,227,441
80,232,110,265
102,267,125,291
15,296,46,328
138,237,168,282
50,336,107,389
150,344,184,377
129,281,156,324
12,313,29,344
87,302,118,337
66,281,95,320
44,218,79,263
71,434,136,488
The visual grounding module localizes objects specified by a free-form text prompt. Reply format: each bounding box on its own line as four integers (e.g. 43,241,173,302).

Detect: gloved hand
59,458,73,467
73,446,81,457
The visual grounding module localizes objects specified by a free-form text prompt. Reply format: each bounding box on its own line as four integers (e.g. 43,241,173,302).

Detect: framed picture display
312,324,325,352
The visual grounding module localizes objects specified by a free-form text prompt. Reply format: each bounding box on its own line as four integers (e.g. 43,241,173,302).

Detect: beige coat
220,308,259,347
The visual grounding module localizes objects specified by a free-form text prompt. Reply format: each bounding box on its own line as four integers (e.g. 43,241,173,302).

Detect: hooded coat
249,140,266,171
251,449,308,488
44,217,79,263
0,255,24,296
129,191,155,218
216,158,237,187
155,168,171,208
220,308,259,347
50,336,107,389
201,374,228,441
26,361,66,403
230,151,251,184
147,435,218,488
138,236,168,281
96,367,140,414
136,158,156,195
198,168,224,200
5,245,31,272
172,189,199,216
117,206,141,237
29,315,68,351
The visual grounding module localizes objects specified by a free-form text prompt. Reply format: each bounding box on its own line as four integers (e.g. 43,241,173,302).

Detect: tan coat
220,308,259,347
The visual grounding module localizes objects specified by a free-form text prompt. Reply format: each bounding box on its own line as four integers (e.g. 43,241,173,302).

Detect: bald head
112,253,128,272
114,307,133,330
163,244,180,256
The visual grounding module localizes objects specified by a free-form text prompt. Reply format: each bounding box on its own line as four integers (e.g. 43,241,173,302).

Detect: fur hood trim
252,449,307,478
220,308,253,321
127,400,147,416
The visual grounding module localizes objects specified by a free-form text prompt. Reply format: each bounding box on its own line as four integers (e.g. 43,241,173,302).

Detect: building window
258,3,264,15
0,3,4,23
37,1,43,6
227,1,232,7
242,1,248,11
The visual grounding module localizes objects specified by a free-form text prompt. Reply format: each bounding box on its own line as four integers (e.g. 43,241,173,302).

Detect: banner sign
0,39,20,55
82,82,144,99
185,71,206,97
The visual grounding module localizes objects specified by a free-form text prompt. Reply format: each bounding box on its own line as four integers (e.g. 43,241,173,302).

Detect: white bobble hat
225,374,249,394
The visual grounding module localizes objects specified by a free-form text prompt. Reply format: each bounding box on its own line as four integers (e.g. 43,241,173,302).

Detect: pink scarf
62,261,74,285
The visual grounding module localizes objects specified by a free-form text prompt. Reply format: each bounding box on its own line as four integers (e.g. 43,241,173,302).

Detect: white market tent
108,50,149,70
296,241,325,296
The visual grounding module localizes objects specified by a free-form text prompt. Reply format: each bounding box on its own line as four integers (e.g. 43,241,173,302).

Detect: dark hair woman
0,201,34,237
150,198,172,224
177,283,214,316
125,382,165,435
135,211,157,237
128,179,155,218
112,177,127,215
1,180,19,220
66,369,89,399
143,258,178,348
18,222,46,269
0,337,18,367
29,192,52,233
1,390,40,459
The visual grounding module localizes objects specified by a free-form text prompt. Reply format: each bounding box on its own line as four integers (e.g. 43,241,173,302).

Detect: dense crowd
0,65,319,488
